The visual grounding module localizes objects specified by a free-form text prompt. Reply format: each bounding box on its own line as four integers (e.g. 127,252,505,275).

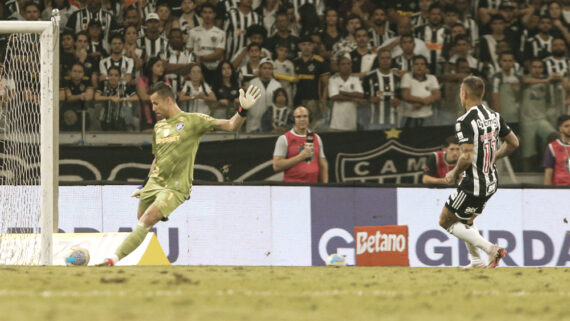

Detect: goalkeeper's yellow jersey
145,112,216,195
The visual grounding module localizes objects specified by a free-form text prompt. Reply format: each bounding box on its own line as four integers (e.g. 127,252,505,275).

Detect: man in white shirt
247,58,282,132
187,3,226,84
329,55,365,131
401,55,441,127
379,16,431,64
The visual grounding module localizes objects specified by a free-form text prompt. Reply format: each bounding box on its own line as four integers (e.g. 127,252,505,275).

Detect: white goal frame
0,13,59,265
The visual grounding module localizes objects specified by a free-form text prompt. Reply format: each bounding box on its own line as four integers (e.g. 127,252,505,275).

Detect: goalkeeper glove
237,85,262,117
130,177,149,198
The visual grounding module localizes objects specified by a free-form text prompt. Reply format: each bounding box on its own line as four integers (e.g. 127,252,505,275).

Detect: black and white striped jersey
368,26,395,49
223,8,262,60
137,35,169,59
543,56,569,76
216,0,240,22
161,46,196,93
414,24,448,74
362,70,401,127
65,8,119,51
410,12,428,28
99,56,135,77
524,35,553,59
455,104,512,197
392,54,414,73
291,0,325,16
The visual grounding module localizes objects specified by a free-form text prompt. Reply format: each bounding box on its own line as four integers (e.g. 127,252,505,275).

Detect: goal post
0,11,60,265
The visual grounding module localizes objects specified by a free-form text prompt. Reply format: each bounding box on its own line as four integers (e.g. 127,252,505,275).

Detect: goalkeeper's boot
487,244,507,268
96,258,116,267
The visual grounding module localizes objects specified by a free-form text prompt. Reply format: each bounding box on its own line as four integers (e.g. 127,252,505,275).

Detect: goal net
0,13,60,265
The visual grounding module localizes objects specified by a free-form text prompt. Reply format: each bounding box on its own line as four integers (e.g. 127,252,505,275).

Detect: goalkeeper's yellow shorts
138,188,187,218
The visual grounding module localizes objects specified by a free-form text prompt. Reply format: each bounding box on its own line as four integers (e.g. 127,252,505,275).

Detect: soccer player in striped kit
439,75,519,268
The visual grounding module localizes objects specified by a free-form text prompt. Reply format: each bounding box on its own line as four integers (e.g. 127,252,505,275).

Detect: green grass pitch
0,266,568,321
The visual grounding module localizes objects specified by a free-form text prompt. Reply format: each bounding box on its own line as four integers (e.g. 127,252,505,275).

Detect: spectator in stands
246,58,282,132
238,43,262,88
138,13,169,60
441,58,472,123
224,0,262,61
86,20,107,63
331,14,361,71
61,62,94,131
187,3,225,85
329,55,366,131
411,0,432,28
524,15,555,60
255,0,281,34
94,66,139,131
156,3,180,38
298,3,320,37
548,1,570,44
319,8,343,62
422,136,460,184
293,35,330,124
231,24,270,69
350,27,376,79
543,37,569,77
520,59,558,171
363,48,401,129
66,0,118,52
272,106,328,183
392,34,416,77
60,31,77,77
99,33,135,83
445,35,479,73
368,7,394,49
5,0,27,20
380,15,431,65
133,0,156,22
544,114,570,185
273,41,296,107
0,61,15,104
479,15,507,71
122,6,143,32
162,28,195,94
338,0,374,22
414,3,448,74
261,87,293,133
123,25,145,78
264,10,299,60
479,40,523,80
179,0,200,36
491,51,521,123
401,55,441,128
22,2,41,21
137,57,170,130
74,31,99,88
454,0,479,48
212,60,240,118
178,63,216,115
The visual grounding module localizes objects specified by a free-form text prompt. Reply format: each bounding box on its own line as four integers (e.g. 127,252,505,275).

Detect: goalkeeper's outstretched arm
214,85,262,132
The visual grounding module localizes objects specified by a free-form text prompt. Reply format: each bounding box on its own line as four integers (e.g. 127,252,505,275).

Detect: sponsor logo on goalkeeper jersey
354,225,409,266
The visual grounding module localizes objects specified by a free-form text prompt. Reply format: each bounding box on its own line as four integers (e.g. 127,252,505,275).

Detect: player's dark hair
377,47,392,59
445,136,459,147
557,114,570,127
354,27,369,36
462,75,485,99
150,81,175,100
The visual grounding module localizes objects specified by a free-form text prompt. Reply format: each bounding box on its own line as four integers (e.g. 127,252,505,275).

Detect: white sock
110,254,119,263
449,222,493,254
465,225,483,264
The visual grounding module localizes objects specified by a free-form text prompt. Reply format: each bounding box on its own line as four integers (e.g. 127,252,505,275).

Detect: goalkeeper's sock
448,222,493,254
115,223,150,260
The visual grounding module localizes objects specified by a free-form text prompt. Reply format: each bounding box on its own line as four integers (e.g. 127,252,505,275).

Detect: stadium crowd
0,0,569,175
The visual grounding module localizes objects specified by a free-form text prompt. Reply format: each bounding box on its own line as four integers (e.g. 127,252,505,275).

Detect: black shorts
444,189,493,221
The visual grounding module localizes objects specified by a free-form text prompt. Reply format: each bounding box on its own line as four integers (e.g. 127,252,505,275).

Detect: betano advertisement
52,186,569,267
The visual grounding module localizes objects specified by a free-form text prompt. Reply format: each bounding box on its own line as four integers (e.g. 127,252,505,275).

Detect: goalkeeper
98,82,262,266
